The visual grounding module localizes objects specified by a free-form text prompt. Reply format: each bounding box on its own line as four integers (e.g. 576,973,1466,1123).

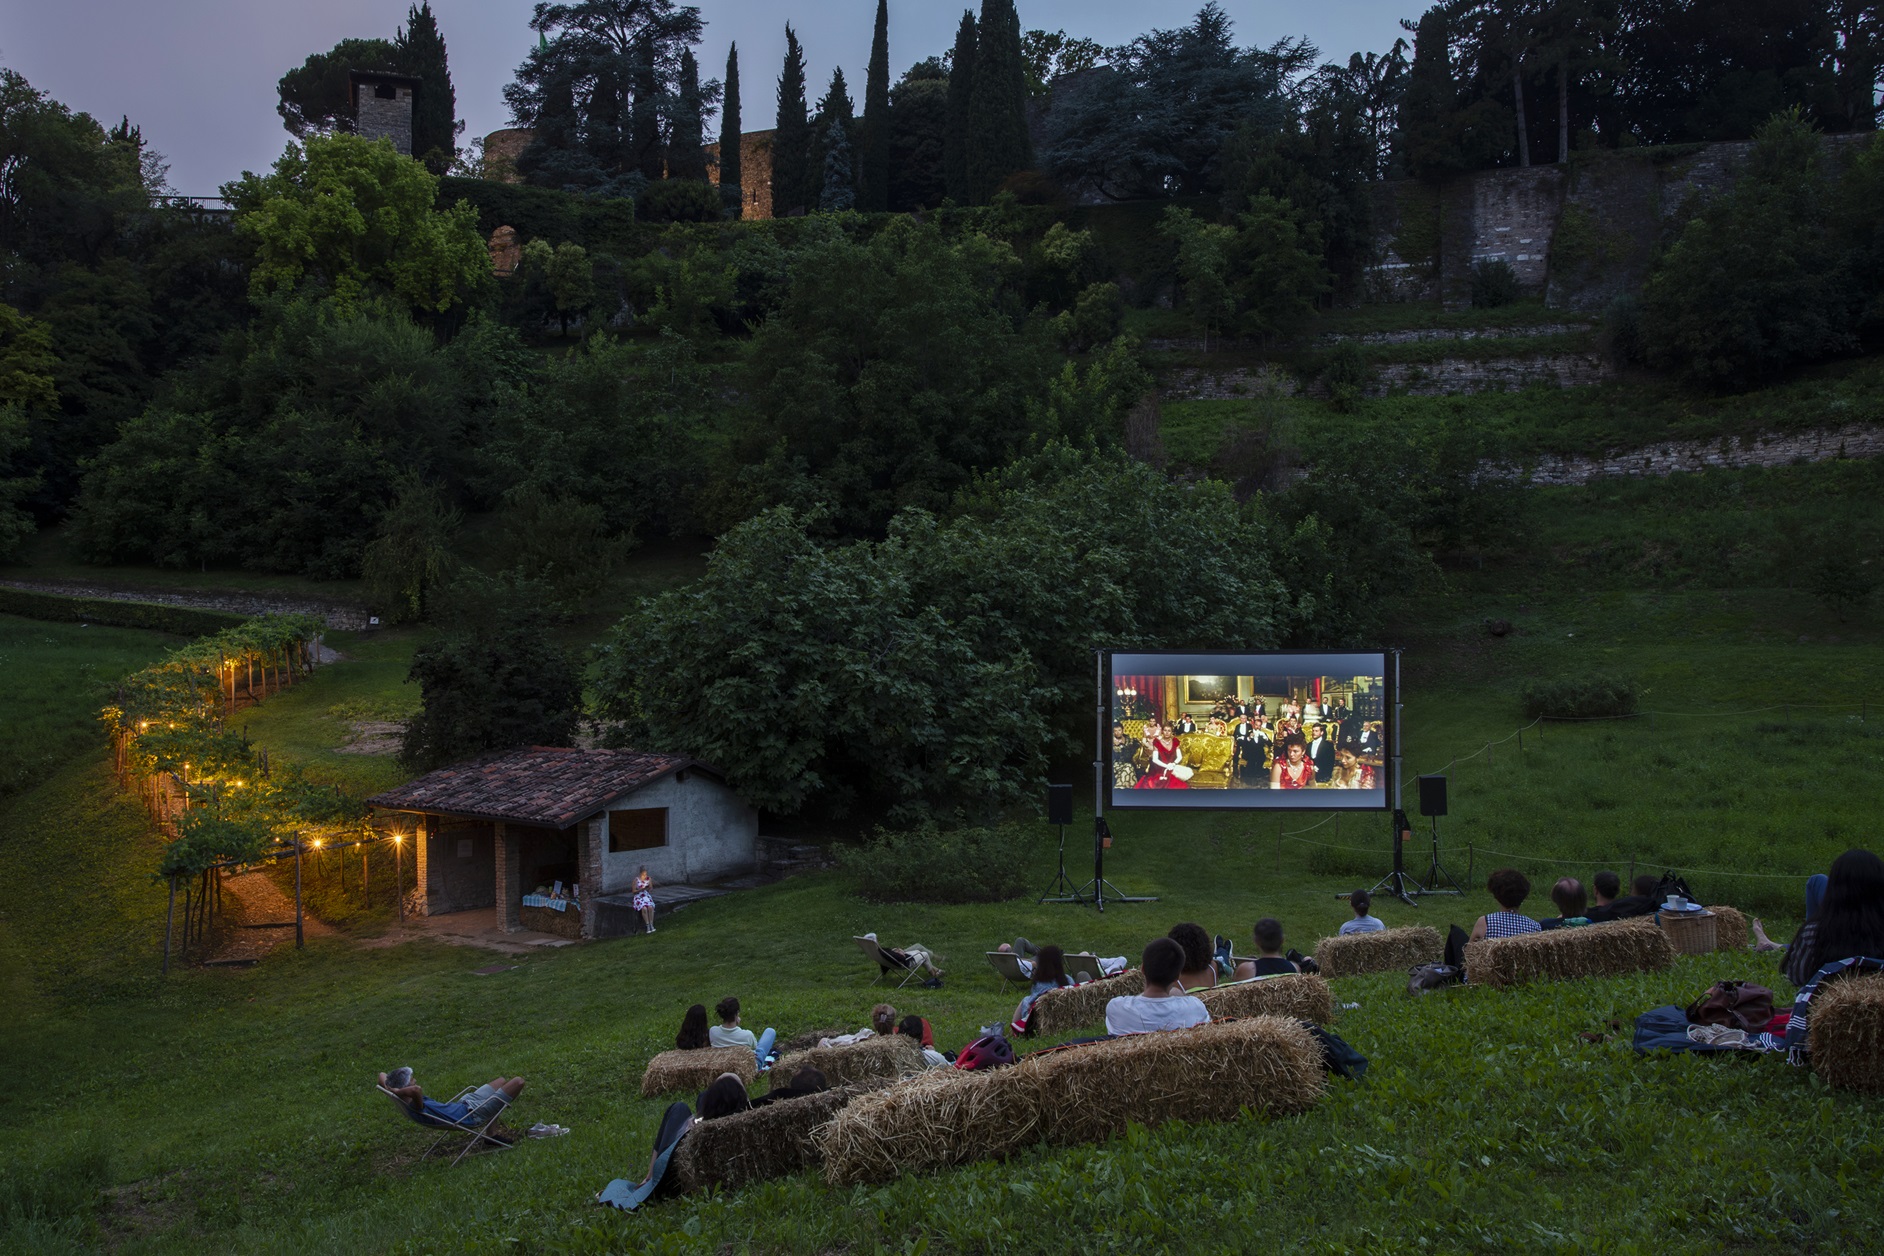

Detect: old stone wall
1481,424,1884,486
355,83,414,156
706,130,776,220
1162,352,1610,401
596,772,758,891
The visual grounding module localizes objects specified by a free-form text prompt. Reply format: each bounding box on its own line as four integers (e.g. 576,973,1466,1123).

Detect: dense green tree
1226,195,1331,337
1043,4,1312,199
1159,208,1238,345
1641,110,1856,387
814,69,857,212
1019,29,1105,96
395,2,461,172
503,0,707,196
889,59,950,210
945,12,978,202
361,473,459,622
772,26,813,216
859,0,893,211
966,0,1032,202
670,49,710,179
595,449,1286,820
402,626,584,769
276,38,400,139
226,132,488,314
0,70,149,289
518,239,597,334
718,43,743,213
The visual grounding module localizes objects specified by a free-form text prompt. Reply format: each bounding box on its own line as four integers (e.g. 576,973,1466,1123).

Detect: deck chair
986,950,1030,988
378,1083,515,1166
854,935,924,989
1064,953,1106,983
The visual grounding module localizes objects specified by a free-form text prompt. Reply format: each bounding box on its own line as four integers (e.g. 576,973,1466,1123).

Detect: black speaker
1418,774,1448,818
1047,784,1074,826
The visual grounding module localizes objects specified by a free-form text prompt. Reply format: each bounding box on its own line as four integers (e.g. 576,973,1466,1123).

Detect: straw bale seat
1807,973,1884,1093
1194,973,1334,1024
1312,926,1443,980
771,1032,923,1087
639,1046,757,1098
1706,906,1748,952
1464,918,1673,989
820,1015,1325,1186
776,1025,853,1055
1025,968,1145,1038
668,1079,896,1194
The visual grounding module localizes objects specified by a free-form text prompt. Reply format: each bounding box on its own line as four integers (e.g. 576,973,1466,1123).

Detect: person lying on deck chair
865,932,944,981
379,1068,524,1129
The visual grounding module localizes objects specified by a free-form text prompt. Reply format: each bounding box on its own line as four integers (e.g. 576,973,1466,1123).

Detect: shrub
1520,674,1640,721
1599,294,1644,367
0,588,245,636
837,821,1036,903
1470,259,1520,309
637,179,723,223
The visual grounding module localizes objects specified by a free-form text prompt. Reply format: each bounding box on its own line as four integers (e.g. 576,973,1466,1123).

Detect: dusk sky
1,0,1413,194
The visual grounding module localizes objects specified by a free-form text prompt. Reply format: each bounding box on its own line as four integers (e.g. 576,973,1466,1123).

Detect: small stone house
350,70,420,155
366,747,757,939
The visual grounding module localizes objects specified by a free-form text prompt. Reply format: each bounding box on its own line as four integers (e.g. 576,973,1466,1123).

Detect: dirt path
204,869,335,963
0,578,372,630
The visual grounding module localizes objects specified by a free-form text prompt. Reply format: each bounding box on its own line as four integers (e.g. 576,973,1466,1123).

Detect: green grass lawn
0,527,368,604
0,615,179,799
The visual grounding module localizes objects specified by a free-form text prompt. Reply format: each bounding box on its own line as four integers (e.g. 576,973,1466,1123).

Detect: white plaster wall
596,772,758,892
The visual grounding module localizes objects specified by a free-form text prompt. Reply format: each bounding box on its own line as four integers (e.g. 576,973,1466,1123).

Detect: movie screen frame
1107,650,1391,812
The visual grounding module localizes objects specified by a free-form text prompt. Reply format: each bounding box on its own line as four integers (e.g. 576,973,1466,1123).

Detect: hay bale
639,1046,757,1098
1808,973,1884,1093
1463,918,1673,990
1026,968,1145,1038
1706,905,1749,953
1194,973,1334,1024
771,1032,922,1088
820,1015,1325,1186
1312,926,1443,980
668,1079,895,1194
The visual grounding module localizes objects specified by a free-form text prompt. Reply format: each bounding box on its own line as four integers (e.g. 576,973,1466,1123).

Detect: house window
609,807,668,852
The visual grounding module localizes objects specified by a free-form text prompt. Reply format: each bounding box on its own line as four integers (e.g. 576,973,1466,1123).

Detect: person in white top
1338,888,1387,935
1105,938,1210,1036
707,996,776,1067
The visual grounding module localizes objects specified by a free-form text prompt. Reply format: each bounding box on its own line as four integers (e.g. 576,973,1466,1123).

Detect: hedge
0,588,246,637
436,177,650,256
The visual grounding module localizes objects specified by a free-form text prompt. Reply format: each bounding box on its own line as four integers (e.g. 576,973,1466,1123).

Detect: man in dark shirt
1587,872,1658,922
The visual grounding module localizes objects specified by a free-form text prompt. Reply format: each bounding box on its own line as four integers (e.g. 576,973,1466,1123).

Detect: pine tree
817,67,857,211
394,3,461,172
859,0,892,211
966,0,1030,202
670,48,709,179
773,25,812,216
719,43,743,213
945,11,977,203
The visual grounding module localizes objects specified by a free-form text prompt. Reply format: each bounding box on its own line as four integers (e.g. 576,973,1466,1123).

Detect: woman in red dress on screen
1271,735,1313,789
1134,717,1191,789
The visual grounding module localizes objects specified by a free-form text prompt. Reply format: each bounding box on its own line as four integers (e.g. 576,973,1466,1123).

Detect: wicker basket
1658,910,1717,955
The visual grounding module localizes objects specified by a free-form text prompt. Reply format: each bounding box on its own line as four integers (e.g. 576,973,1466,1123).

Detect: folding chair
1064,953,1105,983
986,950,1030,988
378,1083,515,1166
854,935,923,989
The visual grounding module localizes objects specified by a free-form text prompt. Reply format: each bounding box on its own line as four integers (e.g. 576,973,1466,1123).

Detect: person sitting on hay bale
1470,868,1540,941
821,1003,900,1048
1105,938,1208,1036
1538,878,1592,931
1168,923,1218,991
1587,872,1657,923
1234,918,1318,979
1011,945,1075,1034
709,996,778,1070
1777,850,1884,988
598,1073,751,1211
1338,889,1385,935
897,1014,952,1067
379,1068,524,1136
674,1004,710,1050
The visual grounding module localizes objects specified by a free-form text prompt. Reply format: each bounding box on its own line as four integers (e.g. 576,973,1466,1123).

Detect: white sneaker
647,925,655,933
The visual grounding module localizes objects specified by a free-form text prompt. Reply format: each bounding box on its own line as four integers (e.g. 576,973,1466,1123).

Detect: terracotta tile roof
366,747,707,829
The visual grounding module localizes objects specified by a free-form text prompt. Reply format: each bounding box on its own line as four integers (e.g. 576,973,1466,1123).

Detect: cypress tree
719,44,743,214
816,67,857,211
966,0,1030,203
670,48,709,179
773,26,812,216
394,1,460,173
859,0,892,211
944,11,977,203
629,40,665,180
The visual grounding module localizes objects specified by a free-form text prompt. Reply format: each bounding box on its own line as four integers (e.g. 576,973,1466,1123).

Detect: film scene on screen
1109,652,1388,811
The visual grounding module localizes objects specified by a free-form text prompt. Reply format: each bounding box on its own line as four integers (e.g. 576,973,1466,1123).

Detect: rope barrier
1468,844,1813,882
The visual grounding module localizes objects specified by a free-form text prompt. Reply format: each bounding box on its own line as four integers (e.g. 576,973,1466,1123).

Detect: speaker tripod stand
1415,813,1464,896
1037,820,1086,903
1369,808,1423,906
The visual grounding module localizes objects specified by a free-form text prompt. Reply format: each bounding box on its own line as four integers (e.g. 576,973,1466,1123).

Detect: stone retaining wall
1481,424,1884,486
